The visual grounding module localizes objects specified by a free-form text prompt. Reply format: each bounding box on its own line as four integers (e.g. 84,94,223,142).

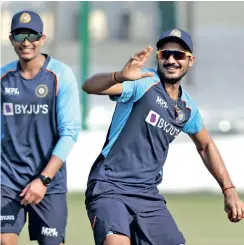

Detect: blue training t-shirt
1,54,81,194
86,68,203,199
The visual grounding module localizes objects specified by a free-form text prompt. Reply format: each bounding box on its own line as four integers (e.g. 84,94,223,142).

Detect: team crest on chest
36,84,48,98
175,108,185,123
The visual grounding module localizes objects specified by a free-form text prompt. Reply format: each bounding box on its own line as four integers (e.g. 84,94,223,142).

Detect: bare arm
82,72,123,95
82,46,154,96
189,127,233,190
41,155,63,179
190,127,244,222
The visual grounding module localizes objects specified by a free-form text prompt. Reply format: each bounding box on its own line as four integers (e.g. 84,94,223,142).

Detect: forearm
42,135,78,179
198,141,234,191
41,155,63,179
82,72,119,94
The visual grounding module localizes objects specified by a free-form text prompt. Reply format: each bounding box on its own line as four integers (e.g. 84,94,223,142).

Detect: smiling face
157,41,195,84
9,28,46,61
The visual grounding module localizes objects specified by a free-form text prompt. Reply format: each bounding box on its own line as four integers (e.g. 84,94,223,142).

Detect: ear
9,35,14,46
156,50,160,61
188,56,195,67
40,34,46,46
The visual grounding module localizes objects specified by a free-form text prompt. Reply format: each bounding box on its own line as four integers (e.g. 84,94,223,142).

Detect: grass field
18,192,244,245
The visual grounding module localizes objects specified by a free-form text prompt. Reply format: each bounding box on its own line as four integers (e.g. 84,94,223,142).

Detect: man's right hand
82,46,155,95
116,46,154,82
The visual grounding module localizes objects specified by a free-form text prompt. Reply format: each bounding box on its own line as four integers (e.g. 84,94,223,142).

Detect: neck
157,68,181,100
19,54,45,73
164,82,180,100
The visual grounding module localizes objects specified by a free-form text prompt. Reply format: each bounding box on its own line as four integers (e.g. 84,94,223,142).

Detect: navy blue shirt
1,55,81,194
86,68,203,199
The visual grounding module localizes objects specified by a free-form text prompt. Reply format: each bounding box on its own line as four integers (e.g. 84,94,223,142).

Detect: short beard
21,57,33,62
157,65,187,85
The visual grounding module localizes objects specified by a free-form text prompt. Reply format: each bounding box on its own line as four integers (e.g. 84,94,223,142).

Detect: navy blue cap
11,10,43,33
156,29,193,53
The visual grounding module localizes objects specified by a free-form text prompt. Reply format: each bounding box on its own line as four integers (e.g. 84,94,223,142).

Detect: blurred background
1,1,244,245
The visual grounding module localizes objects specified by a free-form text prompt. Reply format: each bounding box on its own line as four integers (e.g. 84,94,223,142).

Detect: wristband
112,72,122,83
222,186,235,194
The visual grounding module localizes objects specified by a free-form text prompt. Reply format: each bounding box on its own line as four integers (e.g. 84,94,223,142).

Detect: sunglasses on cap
156,49,192,60
11,33,42,43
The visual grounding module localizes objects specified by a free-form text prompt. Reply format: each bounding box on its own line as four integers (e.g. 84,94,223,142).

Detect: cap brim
11,24,40,33
156,36,192,52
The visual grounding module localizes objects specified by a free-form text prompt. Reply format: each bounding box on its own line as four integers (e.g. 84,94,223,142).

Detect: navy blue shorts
87,195,186,245
1,185,67,245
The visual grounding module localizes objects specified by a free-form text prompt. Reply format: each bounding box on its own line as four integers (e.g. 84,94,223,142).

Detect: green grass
19,192,244,245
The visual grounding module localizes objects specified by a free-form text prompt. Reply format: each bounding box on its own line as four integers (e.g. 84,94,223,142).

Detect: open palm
118,46,154,81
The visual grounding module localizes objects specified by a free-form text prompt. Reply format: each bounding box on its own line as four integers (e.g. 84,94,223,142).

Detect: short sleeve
109,81,136,103
110,68,159,103
182,92,203,135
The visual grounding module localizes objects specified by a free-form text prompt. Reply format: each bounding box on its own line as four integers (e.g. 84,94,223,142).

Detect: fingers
21,191,32,205
130,57,140,66
30,196,41,205
121,45,154,80
27,195,35,205
142,46,153,60
230,205,237,221
34,198,42,205
134,49,147,58
233,201,244,222
237,203,243,220
20,184,29,197
27,195,42,205
21,195,39,206
133,46,153,62
125,46,153,70
20,189,43,206
228,202,244,223
141,72,154,78
225,193,244,223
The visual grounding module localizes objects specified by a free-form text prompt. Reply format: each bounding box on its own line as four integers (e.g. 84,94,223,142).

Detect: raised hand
116,46,154,82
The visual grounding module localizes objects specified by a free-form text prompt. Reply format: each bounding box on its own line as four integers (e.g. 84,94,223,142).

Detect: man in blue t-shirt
82,29,244,245
1,10,81,245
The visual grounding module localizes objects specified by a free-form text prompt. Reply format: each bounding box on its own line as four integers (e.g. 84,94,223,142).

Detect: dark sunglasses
12,33,42,43
156,49,192,60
